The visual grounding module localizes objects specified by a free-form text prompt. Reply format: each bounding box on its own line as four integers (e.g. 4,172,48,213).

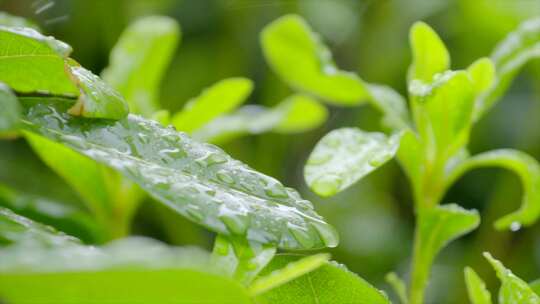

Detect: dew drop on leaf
312,174,342,197
510,221,522,232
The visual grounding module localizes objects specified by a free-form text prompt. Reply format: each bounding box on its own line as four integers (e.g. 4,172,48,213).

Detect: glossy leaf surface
465,267,492,304
305,128,400,197
20,99,338,250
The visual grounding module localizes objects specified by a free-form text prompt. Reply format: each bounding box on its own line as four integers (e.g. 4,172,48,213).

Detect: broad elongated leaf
465,267,492,304
484,252,540,304
446,149,540,230
254,255,390,304
261,14,369,105
20,99,338,250
0,237,251,304
305,128,401,197
411,205,479,302
409,21,450,82
474,17,540,120
172,78,253,133
102,16,181,116
0,83,20,132
193,94,327,144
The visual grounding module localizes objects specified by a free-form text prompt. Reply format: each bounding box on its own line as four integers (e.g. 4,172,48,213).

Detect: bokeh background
1,0,540,303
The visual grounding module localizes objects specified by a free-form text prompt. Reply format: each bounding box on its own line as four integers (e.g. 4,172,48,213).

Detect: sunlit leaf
411,205,479,301
464,267,492,304
474,17,540,120
19,99,338,250
409,21,450,82
102,16,181,116
193,94,327,144
0,83,20,132
261,14,369,105
254,255,390,304
446,149,540,230
172,78,253,133
484,252,540,304
305,128,401,197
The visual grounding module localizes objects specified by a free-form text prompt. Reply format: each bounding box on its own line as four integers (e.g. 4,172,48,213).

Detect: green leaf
20,99,338,250
254,255,390,304
385,272,408,304
409,21,450,82
367,84,411,131
531,279,540,295
410,204,480,302
396,129,424,200
464,267,492,304
474,17,540,121
249,253,330,296
0,237,252,304
305,128,401,197
0,26,77,95
0,206,80,247
172,78,253,133
484,252,540,304
102,16,181,116
0,83,20,132
467,57,496,95
193,94,327,144
261,14,369,105
446,149,540,230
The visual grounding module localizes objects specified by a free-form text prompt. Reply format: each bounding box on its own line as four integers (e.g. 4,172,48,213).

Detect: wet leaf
446,149,540,230
172,78,253,133
254,255,390,304
20,99,338,250
305,128,401,197
102,16,181,116
0,83,20,132
484,252,540,304
261,14,368,105
464,267,492,304
194,94,327,144
409,21,450,82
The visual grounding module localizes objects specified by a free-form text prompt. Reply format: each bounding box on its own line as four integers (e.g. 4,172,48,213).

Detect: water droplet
311,174,342,197
265,183,288,198
368,153,390,167
311,221,339,248
216,171,235,184
219,213,249,235
510,221,521,232
186,206,204,222
307,153,331,165
204,153,227,166
288,225,315,249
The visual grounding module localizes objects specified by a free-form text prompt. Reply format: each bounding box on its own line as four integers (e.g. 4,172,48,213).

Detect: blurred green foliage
0,0,539,303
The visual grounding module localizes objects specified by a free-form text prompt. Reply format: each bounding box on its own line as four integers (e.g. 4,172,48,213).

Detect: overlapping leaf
0,83,20,132
409,21,450,82
465,267,492,304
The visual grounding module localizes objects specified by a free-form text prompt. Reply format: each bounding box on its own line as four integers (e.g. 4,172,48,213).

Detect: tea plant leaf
0,206,80,247
102,16,181,116
446,149,540,230
367,84,411,130
464,267,492,304
467,58,496,95
172,78,253,133
261,14,369,105
0,26,77,95
0,237,252,304
19,99,338,250
305,128,401,197
254,255,390,304
385,272,408,304
0,83,20,132
249,253,330,296
531,279,540,295
411,205,480,302
474,17,540,121
484,252,540,304
193,94,327,144
409,22,450,82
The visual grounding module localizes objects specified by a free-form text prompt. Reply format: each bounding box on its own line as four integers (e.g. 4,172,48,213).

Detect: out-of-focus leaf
367,84,411,130
20,99,338,250
0,237,252,304
254,255,390,304
212,235,275,285
411,205,479,302
446,149,540,230
0,26,77,95
261,14,369,105
0,206,80,247
0,83,20,132
0,12,39,30
484,252,540,304
305,128,401,197
474,17,540,120
531,279,540,295
464,267,492,304
102,16,180,116
409,71,475,159
249,253,330,296
409,21,450,82
385,272,408,304
193,94,327,144
172,78,253,133
467,58,496,95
